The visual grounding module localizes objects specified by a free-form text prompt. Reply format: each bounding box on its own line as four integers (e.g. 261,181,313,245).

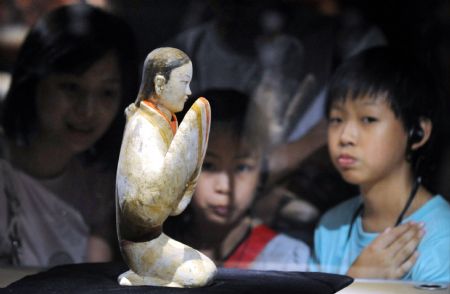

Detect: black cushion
4,262,353,294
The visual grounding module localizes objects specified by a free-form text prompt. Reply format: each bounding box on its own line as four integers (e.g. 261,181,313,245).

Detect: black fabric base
3,262,353,294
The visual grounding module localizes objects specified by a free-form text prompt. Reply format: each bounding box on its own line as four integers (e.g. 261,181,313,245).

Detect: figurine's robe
116,98,210,241
115,98,215,287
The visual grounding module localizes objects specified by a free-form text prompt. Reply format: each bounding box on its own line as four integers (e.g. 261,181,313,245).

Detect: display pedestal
4,262,353,293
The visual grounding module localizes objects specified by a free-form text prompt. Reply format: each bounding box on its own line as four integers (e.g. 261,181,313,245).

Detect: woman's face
35,51,122,155
192,127,261,227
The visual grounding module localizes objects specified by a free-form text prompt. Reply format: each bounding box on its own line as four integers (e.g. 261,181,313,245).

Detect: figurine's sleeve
116,108,172,227
161,98,211,216
170,166,200,216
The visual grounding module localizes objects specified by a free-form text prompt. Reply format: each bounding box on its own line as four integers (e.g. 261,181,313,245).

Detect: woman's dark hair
325,46,446,190
1,4,139,164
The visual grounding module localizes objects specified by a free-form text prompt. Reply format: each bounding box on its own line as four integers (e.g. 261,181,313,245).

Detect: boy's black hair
325,46,445,191
1,4,139,165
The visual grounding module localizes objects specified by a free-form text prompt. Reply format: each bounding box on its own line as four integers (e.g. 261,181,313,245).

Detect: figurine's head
136,47,192,115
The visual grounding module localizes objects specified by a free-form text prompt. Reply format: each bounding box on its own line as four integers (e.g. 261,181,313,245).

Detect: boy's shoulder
430,195,450,208
413,195,450,214
319,196,362,227
430,195,450,210
414,195,450,226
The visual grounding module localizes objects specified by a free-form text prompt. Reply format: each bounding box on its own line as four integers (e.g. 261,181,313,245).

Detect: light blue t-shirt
311,195,450,283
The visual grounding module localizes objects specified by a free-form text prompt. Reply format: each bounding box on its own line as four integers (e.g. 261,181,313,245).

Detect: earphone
408,124,424,145
407,122,425,169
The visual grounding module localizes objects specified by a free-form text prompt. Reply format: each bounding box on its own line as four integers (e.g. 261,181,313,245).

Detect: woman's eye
101,88,119,100
59,82,81,95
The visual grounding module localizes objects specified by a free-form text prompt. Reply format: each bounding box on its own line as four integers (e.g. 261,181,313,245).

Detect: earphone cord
347,176,422,240
394,176,422,226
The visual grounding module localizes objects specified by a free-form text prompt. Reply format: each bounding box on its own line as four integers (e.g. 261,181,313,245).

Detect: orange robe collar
143,101,178,135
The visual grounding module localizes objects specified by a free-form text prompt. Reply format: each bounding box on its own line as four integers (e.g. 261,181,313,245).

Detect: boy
312,47,450,283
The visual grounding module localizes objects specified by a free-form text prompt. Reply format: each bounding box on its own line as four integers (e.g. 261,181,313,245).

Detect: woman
0,3,138,267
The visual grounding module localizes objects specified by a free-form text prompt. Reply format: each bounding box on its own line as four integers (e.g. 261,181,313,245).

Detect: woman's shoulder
0,154,19,184
0,133,10,160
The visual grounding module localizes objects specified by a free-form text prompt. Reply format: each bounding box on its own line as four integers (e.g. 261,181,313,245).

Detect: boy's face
158,61,192,114
327,95,410,187
193,127,261,227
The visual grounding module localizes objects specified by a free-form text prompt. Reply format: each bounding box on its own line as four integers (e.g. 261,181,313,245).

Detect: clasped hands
347,222,425,279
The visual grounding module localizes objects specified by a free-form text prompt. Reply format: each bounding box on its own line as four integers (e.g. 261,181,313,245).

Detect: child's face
327,95,410,186
35,51,121,154
192,127,261,227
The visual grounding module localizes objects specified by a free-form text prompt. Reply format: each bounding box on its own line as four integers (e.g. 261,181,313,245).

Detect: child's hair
204,89,250,134
135,47,191,106
179,88,254,144
325,46,445,190
1,4,139,163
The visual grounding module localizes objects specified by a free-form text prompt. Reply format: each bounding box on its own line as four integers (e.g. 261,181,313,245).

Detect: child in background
166,88,310,271
312,47,450,283
0,4,138,267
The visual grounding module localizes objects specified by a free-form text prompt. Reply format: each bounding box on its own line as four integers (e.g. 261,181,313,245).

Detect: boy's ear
154,74,166,96
411,118,432,150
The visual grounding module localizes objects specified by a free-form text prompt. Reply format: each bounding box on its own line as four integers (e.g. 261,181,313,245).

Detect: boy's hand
347,222,425,279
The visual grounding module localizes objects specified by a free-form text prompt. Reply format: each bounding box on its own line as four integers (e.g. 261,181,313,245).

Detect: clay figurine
115,47,216,287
